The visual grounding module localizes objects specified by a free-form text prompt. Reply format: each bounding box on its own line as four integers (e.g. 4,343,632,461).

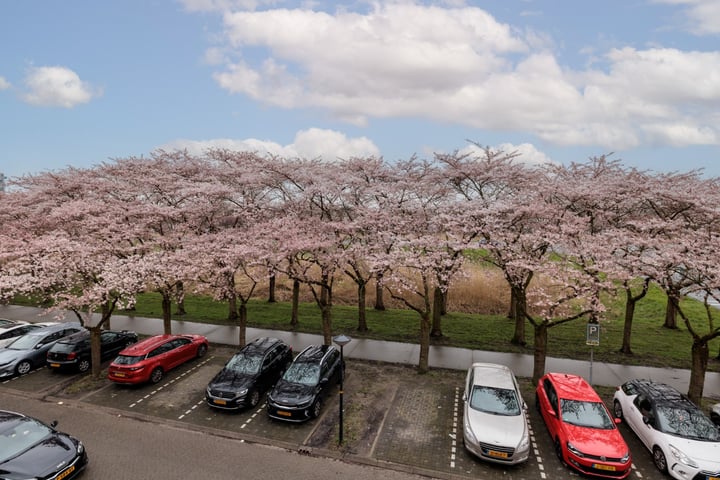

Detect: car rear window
50,342,77,353
113,355,144,365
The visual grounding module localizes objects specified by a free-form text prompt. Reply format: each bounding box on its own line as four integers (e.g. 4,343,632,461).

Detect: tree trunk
238,302,248,347
510,286,527,346
89,326,103,378
431,286,443,337
374,272,386,311
687,340,709,405
320,284,333,346
664,291,679,329
532,323,548,385
418,312,430,374
175,282,186,315
441,288,448,316
101,302,111,330
290,279,300,327
356,281,368,332
161,292,172,334
268,273,276,303
620,290,636,354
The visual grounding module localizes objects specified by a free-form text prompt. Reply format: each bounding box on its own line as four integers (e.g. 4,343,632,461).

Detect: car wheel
555,439,564,464
16,360,32,375
613,400,624,419
653,447,668,473
150,367,164,384
77,358,91,373
311,399,322,418
196,344,208,358
248,390,260,408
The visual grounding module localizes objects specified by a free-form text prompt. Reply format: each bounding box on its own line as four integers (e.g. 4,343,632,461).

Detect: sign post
586,323,600,384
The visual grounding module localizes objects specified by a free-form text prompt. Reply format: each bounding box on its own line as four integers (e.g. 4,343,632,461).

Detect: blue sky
2,0,719,180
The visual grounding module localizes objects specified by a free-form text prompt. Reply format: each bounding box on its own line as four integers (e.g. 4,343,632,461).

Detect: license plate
707,476,720,480
57,465,75,480
113,372,126,377
593,464,616,471
277,410,292,417
214,399,227,406
50,363,61,368
488,450,509,459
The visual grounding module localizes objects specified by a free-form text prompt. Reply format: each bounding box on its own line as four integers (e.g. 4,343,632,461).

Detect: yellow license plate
113,372,126,377
593,464,616,471
708,476,719,480
488,450,509,459
57,465,75,480
277,411,292,417
214,399,227,405
50,363,61,368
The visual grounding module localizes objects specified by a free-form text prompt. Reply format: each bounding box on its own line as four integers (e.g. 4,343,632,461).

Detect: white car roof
469,363,517,390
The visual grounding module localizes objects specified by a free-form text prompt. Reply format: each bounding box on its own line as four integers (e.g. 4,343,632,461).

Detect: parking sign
586,323,600,346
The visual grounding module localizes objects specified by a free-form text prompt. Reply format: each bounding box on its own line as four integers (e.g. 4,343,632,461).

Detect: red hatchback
108,334,208,385
536,372,631,479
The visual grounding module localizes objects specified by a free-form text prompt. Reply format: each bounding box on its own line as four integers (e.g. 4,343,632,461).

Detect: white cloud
0,76,10,90
159,127,380,160
459,142,557,167
653,0,720,35
21,66,100,108
194,2,720,150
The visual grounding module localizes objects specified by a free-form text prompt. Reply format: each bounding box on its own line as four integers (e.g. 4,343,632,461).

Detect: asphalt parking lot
1,345,661,480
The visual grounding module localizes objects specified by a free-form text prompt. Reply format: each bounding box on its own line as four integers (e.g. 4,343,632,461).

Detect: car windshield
113,355,144,365
283,362,319,386
656,406,720,441
226,353,262,375
6,335,41,350
560,399,614,429
0,417,52,462
470,385,521,415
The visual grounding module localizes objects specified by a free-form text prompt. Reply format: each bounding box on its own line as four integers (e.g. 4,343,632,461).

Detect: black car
206,337,293,410
47,329,139,373
266,344,342,422
0,410,88,480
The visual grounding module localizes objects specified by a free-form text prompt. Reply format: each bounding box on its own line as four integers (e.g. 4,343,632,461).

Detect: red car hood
565,423,628,458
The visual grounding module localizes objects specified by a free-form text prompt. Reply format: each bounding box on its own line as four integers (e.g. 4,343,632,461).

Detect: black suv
266,344,341,422
206,337,293,410
47,329,138,373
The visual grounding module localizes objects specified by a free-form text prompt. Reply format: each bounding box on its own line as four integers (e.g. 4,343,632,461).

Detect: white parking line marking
450,387,459,469
128,357,213,409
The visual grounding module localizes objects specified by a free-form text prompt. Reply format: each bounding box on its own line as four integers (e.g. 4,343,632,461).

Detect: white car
462,363,530,465
0,322,59,348
613,379,720,480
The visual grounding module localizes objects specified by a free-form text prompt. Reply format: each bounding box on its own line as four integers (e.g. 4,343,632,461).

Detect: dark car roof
627,379,693,407
241,337,285,355
23,322,83,337
55,329,91,344
295,344,335,363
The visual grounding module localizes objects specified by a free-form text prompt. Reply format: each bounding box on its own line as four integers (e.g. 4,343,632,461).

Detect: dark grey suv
266,344,341,422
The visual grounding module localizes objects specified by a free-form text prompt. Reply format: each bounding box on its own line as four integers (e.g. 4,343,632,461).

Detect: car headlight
517,431,530,451
237,388,248,397
621,451,630,463
77,441,85,454
463,417,478,443
669,444,698,468
567,442,585,458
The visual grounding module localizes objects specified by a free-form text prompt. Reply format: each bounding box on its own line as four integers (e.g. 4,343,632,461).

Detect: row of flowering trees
1,149,719,404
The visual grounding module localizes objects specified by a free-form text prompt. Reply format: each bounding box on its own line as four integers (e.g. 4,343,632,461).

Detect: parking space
2,347,659,480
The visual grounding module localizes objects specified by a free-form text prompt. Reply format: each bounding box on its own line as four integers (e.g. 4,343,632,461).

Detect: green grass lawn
121,284,720,373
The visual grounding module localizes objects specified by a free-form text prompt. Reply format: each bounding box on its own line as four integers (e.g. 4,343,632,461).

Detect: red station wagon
535,372,632,479
108,334,208,385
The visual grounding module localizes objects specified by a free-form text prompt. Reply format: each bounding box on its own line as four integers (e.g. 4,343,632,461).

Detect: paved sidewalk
1,304,719,398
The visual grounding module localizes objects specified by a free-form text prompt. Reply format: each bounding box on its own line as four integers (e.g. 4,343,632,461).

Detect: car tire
555,439,564,464
150,367,164,384
248,390,260,408
196,344,207,358
77,358,91,373
16,360,32,376
311,399,322,418
613,400,623,419
653,447,668,473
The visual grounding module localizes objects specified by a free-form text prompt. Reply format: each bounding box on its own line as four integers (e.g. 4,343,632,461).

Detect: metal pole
338,344,344,446
589,346,594,385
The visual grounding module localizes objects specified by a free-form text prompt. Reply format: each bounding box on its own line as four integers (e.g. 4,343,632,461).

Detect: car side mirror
35,343,44,349
50,420,58,429
320,378,328,386
547,408,557,418
642,415,654,427
614,417,622,425
462,392,467,402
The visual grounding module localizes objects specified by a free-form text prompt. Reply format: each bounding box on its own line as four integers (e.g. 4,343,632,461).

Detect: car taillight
67,352,77,360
